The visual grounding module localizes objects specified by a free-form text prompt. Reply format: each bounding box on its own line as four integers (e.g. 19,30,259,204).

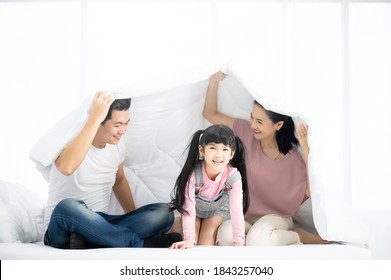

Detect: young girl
169,124,249,249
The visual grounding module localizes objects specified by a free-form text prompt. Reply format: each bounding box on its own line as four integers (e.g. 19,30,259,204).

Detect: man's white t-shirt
44,141,126,229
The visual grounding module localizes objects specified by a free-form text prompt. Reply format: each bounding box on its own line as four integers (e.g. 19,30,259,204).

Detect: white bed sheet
0,242,371,260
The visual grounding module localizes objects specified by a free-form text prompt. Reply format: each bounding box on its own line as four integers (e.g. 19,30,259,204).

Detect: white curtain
1,0,390,246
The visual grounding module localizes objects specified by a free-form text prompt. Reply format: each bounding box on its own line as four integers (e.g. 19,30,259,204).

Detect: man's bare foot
168,216,183,235
69,233,89,249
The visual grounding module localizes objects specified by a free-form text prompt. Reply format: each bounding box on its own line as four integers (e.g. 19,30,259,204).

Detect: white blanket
29,64,370,245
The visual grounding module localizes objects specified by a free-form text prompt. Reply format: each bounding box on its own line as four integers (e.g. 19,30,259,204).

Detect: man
44,92,181,249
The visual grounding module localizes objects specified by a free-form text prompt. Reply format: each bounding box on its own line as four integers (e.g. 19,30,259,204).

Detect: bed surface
0,242,371,260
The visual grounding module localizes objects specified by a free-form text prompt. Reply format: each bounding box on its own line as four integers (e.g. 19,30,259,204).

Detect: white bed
0,241,370,260
1,176,371,260
0,65,380,261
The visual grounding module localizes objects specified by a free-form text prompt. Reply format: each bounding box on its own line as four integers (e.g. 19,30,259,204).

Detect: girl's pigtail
230,136,250,214
170,130,203,214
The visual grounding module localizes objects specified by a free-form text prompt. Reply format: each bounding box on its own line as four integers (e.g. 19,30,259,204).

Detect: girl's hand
169,240,195,249
209,71,227,83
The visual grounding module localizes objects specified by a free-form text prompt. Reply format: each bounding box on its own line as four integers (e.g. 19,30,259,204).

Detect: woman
203,71,324,246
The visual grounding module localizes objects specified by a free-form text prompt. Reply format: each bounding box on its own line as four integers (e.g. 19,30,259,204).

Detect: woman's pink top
182,163,245,245
233,119,307,218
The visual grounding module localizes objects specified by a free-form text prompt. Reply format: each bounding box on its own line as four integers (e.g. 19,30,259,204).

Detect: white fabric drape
30,62,370,245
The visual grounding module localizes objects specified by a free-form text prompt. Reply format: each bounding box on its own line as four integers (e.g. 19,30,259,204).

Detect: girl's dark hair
170,124,249,215
254,100,299,155
102,98,132,124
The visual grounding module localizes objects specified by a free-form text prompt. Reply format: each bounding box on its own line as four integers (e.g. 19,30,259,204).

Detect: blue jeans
44,198,174,248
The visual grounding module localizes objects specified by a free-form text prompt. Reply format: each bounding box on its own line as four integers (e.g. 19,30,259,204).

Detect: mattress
0,242,371,260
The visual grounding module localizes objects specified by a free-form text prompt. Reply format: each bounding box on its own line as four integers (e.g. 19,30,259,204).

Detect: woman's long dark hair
254,101,299,155
170,124,249,215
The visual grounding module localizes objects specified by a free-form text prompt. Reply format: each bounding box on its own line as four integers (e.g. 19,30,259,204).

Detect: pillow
0,180,45,243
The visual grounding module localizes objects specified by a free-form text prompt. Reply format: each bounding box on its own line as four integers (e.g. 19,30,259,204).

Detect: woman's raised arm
203,71,236,129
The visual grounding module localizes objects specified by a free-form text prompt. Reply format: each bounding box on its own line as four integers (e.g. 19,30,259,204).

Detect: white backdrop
1,0,391,248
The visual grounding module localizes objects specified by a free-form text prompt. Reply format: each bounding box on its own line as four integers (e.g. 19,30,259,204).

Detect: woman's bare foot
293,226,330,244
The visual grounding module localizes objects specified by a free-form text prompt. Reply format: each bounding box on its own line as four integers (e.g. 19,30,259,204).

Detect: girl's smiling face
199,142,234,180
